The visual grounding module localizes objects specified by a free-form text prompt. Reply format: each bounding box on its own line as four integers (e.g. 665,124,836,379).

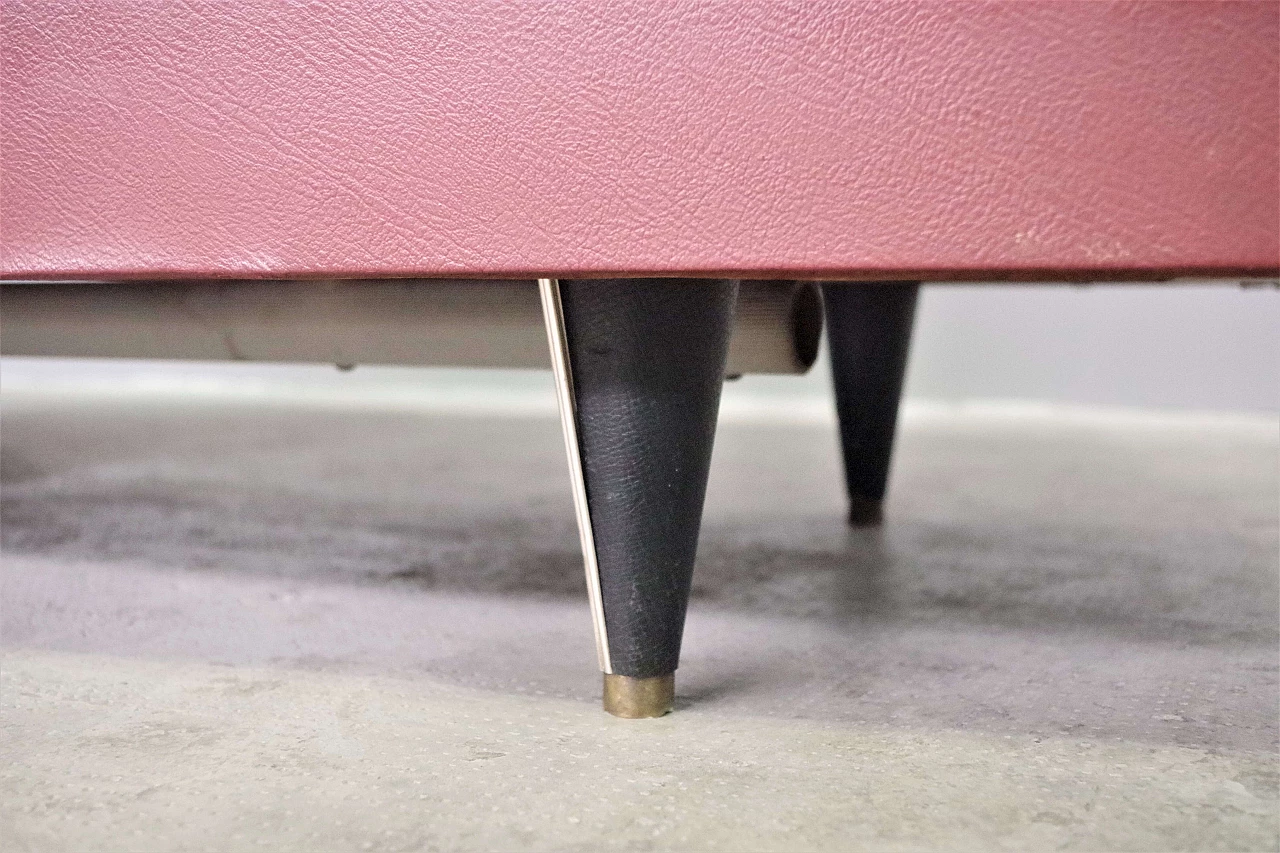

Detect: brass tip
602,673,674,719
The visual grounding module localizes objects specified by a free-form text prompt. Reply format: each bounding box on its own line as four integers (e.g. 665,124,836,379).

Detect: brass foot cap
603,673,674,719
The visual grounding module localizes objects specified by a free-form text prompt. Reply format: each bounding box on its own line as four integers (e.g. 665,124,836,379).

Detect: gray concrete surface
2,373,1277,851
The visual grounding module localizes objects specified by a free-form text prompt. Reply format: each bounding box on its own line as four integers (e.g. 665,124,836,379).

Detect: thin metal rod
538,278,612,673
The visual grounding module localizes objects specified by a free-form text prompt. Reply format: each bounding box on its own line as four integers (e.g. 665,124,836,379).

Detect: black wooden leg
559,278,737,717
822,282,919,526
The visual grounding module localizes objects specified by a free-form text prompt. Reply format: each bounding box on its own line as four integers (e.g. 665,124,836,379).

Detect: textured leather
3,2,1276,281
561,279,737,677
823,283,919,526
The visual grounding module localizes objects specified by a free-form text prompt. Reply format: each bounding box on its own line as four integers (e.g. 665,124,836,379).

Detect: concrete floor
1,373,1277,851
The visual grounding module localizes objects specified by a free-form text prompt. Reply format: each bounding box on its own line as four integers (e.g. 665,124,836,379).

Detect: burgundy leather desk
3,1,1276,716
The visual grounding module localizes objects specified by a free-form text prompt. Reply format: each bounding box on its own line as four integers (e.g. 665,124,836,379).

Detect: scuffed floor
1,370,1276,851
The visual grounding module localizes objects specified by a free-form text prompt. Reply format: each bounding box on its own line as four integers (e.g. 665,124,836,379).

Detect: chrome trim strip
538,278,611,673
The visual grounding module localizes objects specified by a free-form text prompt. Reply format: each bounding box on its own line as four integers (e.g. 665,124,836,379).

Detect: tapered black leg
560,278,737,715
822,283,919,526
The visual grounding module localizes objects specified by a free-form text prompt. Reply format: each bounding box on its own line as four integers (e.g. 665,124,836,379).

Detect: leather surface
562,279,736,677
3,1,1276,281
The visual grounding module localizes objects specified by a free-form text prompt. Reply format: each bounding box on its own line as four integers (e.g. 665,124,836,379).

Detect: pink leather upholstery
2,1,1276,281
